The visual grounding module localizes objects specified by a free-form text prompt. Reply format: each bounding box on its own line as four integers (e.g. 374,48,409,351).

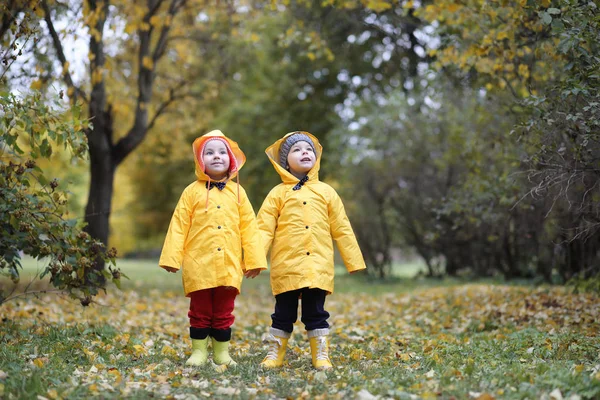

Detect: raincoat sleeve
238,188,268,272
158,188,193,271
257,187,280,256
328,189,367,273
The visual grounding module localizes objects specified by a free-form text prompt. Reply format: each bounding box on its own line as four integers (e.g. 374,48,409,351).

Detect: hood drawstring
205,176,211,211
236,172,240,205
292,175,309,191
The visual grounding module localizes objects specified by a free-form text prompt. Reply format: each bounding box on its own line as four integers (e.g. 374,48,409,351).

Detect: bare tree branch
0,0,20,40
112,0,188,165
40,0,87,104
147,81,188,131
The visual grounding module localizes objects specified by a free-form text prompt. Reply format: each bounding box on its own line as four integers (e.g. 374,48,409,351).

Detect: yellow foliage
149,15,160,27
124,22,137,34
142,56,154,70
417,0,565,97
364,0,393,12
62,61,70,76
91,68,104,85
30,80,43,90
518,64,529,79
496,31,509,41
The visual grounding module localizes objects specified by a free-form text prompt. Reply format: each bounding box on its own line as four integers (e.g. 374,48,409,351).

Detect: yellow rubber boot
185,338,209,366
308,332,333,370
260,333,289,368
212,338,237,368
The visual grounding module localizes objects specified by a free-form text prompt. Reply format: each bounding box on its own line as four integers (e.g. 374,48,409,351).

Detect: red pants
188,287,237,330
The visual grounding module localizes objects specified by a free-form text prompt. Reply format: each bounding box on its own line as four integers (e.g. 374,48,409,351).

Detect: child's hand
162,266,179,273
244,269,261,279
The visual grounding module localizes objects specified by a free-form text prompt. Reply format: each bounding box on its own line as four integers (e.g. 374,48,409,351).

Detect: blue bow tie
292,175,309,191
207,181,226,191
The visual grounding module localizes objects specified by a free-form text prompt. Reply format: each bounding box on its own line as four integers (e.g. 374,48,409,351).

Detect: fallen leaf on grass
356,388,378,399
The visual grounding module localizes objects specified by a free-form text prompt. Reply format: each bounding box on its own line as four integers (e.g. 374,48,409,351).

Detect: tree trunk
83,143,115,254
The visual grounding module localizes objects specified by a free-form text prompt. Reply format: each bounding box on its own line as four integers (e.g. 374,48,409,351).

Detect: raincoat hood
265,131,322,184
192,130,246,182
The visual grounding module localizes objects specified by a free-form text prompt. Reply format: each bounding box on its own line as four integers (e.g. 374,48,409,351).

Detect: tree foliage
0,91,119,306
418,0,600,281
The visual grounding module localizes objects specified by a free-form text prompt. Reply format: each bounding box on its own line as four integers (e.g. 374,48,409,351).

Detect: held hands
244,269,262,279
162,266,179,273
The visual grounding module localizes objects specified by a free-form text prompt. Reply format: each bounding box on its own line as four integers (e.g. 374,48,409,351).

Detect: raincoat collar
265,131,322,185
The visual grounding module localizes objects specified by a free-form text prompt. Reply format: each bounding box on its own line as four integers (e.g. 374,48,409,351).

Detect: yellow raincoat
159,130,267,296
258,131,366,296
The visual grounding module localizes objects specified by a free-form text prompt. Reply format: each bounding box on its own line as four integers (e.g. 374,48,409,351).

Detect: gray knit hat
278,133,316,169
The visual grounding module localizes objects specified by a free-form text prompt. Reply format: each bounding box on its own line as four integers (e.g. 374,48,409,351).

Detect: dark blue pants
271,288,330,333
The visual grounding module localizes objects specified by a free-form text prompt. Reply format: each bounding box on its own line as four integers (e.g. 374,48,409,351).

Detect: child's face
203,140,230,180
287,140,316,175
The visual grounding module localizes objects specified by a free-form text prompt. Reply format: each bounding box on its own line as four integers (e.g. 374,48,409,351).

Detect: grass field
1,258,599,399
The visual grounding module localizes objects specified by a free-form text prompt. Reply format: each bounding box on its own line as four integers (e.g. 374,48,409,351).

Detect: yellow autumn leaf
447,3,460,12
33,358,45,368
149,15,160,26
47,389,59,399
161,345,178,356
124,23,137,34
62,61,70,76
497,31,509,41
30,80,43,90
365,0,392,12
307,52,316,61
83,348,97,361
133,344,147,356
142,56,154,70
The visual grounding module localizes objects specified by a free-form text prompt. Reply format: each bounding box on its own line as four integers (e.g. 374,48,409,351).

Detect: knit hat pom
278,132,316,169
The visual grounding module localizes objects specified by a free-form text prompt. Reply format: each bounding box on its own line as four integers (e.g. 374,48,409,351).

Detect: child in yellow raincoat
159,130,267,369
257,131,366,370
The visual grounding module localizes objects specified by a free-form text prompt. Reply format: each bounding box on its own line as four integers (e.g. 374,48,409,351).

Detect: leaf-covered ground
1,274,599,399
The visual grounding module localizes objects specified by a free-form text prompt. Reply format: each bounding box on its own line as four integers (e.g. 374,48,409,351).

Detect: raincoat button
218,226,221,229
218,248,221,251
217,205,221,209
303,201,307,205
305,226,309,229
306,252,310,255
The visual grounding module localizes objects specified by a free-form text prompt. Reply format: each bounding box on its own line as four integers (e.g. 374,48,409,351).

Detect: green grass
14,256,431,294
1,258,599,399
